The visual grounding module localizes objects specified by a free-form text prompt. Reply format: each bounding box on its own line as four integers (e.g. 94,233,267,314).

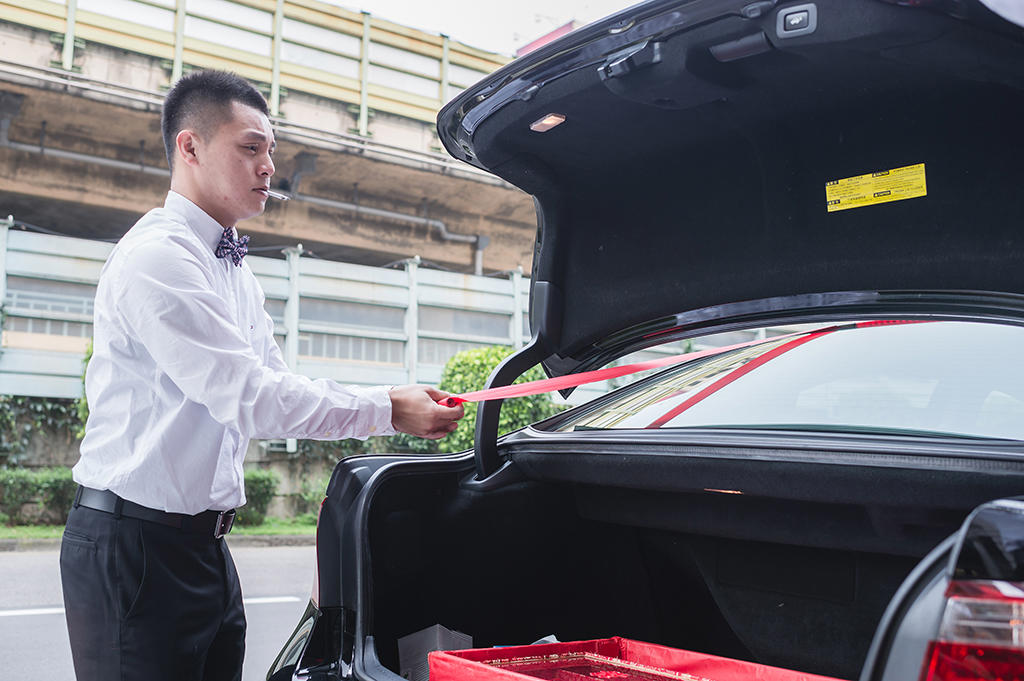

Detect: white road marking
0,607,65,617
0,596,303,617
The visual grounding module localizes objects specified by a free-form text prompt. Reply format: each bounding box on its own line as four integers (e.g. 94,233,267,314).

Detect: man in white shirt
60,70,465,681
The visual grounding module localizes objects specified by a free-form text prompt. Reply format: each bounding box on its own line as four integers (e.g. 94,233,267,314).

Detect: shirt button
369,426,377,433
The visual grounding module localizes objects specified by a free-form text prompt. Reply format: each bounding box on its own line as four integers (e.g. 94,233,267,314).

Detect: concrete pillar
283,243,304,452
511,266,524,349
358,12,371,137
173,0,185,81
441,35,451,104
0,215,10,313
404,256,420,384
61,0,78,71
270,0,285,117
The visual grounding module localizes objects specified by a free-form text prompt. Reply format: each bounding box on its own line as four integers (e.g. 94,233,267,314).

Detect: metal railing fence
0,221,537,401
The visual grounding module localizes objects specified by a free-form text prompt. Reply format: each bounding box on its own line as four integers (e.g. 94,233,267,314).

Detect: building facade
0,0,537,275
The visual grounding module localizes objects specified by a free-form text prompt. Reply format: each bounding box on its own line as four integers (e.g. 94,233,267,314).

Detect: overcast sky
325,0,640,55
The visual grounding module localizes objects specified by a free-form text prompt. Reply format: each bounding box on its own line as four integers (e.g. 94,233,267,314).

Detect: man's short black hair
161,70,269,170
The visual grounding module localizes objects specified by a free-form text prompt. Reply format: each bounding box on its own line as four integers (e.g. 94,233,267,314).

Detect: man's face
191,100,276,227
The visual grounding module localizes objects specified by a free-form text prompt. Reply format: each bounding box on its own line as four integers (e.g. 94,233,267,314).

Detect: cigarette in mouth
266,189,290,201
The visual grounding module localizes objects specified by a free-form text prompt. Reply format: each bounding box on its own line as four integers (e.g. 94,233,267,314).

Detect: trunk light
921,579,1024,681
530,113,566,132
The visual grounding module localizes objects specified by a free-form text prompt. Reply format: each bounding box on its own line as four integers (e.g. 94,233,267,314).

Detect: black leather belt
74,486,236,538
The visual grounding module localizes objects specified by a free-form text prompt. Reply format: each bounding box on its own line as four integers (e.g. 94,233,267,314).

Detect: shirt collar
164,191,231,253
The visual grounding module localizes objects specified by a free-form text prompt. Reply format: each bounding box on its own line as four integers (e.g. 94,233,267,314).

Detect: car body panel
859,497,1024,681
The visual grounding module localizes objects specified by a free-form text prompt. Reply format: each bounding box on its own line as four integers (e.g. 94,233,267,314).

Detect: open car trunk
363,445,1024,681
436,0,1024,380
272,5,1024,680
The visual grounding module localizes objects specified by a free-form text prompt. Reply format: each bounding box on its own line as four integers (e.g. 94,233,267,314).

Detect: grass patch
229,513,318,536
0,514,317,540
0,524,64,539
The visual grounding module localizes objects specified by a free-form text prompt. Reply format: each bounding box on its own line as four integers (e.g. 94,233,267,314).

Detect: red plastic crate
429,637,841,681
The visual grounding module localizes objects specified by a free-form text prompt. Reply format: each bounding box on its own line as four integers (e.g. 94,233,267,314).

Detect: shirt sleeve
113,239,395,440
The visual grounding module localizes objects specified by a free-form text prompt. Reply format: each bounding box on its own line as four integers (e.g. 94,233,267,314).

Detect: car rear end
270,1,1024,679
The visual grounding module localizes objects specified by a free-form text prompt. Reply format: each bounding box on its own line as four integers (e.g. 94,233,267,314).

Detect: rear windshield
550,321,1024,440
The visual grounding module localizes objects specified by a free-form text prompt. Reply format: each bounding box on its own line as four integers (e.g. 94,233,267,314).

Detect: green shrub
0,467,76,525
0,403,22,465
36,467,76,524
436,345,563,454
0,468,36,525
296,471,332,515
236,468,279,526
385,431,439,455
75,340,93,439
0,396,83,467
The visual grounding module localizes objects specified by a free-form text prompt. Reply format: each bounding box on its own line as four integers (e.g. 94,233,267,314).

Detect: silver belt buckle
214,509,236,538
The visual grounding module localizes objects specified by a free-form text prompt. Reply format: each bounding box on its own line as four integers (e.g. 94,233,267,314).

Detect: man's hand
389,385,465,439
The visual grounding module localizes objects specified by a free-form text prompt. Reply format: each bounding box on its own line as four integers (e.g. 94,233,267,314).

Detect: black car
269,1,1024,680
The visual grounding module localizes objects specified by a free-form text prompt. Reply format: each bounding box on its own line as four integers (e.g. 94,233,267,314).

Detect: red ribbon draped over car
437,331,809,407
438,320,925,408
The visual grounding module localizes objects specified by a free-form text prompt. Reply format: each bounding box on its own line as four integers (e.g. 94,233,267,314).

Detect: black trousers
60,503,246,681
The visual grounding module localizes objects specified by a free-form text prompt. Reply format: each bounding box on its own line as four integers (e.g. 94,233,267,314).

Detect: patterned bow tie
215,226,249,266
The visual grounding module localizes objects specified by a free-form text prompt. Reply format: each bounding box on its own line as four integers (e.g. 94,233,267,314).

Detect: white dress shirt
74,191,395,514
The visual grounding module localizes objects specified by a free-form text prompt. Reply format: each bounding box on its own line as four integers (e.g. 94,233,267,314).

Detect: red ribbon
644,329,832,428
437,320,927,411
438,331,808,407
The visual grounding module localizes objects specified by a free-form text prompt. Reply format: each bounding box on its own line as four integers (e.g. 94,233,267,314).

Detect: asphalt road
0,541,316,681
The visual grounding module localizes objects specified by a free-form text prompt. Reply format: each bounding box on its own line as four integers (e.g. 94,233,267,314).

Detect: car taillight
921,580,1024,681
311,497,325,609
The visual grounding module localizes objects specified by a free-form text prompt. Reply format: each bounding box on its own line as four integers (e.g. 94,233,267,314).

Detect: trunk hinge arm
474,280,561,480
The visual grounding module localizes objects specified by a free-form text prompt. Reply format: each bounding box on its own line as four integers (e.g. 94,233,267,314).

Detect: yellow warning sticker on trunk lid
825,163,927,213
